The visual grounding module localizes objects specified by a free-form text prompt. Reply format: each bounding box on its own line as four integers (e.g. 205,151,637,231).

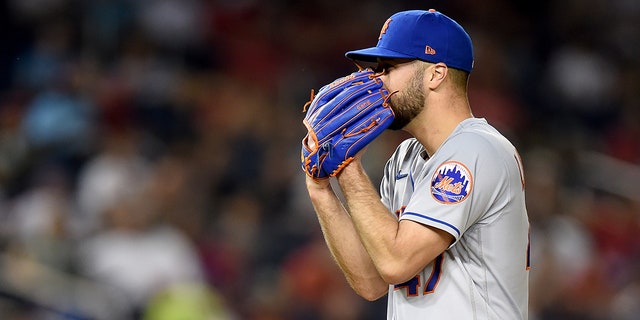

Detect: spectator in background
76,154,211,318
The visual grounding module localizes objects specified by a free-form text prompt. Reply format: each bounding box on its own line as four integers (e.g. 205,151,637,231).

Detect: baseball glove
301,68,395,179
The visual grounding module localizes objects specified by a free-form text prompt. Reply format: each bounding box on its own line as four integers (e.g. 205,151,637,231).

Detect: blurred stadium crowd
0,0,639,319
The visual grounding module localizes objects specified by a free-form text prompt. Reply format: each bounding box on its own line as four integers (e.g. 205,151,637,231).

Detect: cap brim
345,46,415,62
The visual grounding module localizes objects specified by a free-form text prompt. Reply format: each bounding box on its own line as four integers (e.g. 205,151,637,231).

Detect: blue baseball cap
345,9,474,73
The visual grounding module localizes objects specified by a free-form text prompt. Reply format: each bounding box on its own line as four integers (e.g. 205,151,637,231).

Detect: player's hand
300,68,394,179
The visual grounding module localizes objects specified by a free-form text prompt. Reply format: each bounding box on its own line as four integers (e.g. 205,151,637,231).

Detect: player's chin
388,115,410,130
387,104,410,130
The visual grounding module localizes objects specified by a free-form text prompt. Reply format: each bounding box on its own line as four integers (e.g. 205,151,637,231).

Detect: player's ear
427,63,448,90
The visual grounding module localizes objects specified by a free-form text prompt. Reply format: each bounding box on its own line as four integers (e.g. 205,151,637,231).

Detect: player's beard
388,66,425,130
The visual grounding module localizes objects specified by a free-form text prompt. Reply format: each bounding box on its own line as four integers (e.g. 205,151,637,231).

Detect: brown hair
448,67,470,93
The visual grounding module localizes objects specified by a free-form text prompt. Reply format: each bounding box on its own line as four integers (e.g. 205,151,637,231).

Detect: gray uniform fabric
380,118,529,319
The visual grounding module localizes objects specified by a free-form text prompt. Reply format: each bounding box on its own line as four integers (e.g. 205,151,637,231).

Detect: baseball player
302,9,530,319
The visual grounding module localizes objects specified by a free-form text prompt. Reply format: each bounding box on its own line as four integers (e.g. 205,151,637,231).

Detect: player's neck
404,98,472,157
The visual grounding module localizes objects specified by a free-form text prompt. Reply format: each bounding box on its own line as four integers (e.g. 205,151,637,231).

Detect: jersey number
394,253,444,297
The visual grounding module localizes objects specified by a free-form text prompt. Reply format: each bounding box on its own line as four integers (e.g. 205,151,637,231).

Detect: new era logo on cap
425,46,436,55
346,9,474,73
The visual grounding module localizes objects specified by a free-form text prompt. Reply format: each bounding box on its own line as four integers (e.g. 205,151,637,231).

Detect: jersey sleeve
399,132,511,243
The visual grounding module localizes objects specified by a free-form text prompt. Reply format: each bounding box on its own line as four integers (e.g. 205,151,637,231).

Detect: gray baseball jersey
380,118,529,319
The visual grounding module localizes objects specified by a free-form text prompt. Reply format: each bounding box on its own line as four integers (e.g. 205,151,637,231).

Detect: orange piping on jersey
514,152,526,190
394,206,407,218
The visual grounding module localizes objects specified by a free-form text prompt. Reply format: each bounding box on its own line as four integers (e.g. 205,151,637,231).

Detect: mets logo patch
431,161,473,204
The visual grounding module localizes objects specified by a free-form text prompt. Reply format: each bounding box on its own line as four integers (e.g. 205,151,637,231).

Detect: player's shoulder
396,137,422,152
455,118,501,138
391,138,424,160
447,118,514,155
384,138,425,173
